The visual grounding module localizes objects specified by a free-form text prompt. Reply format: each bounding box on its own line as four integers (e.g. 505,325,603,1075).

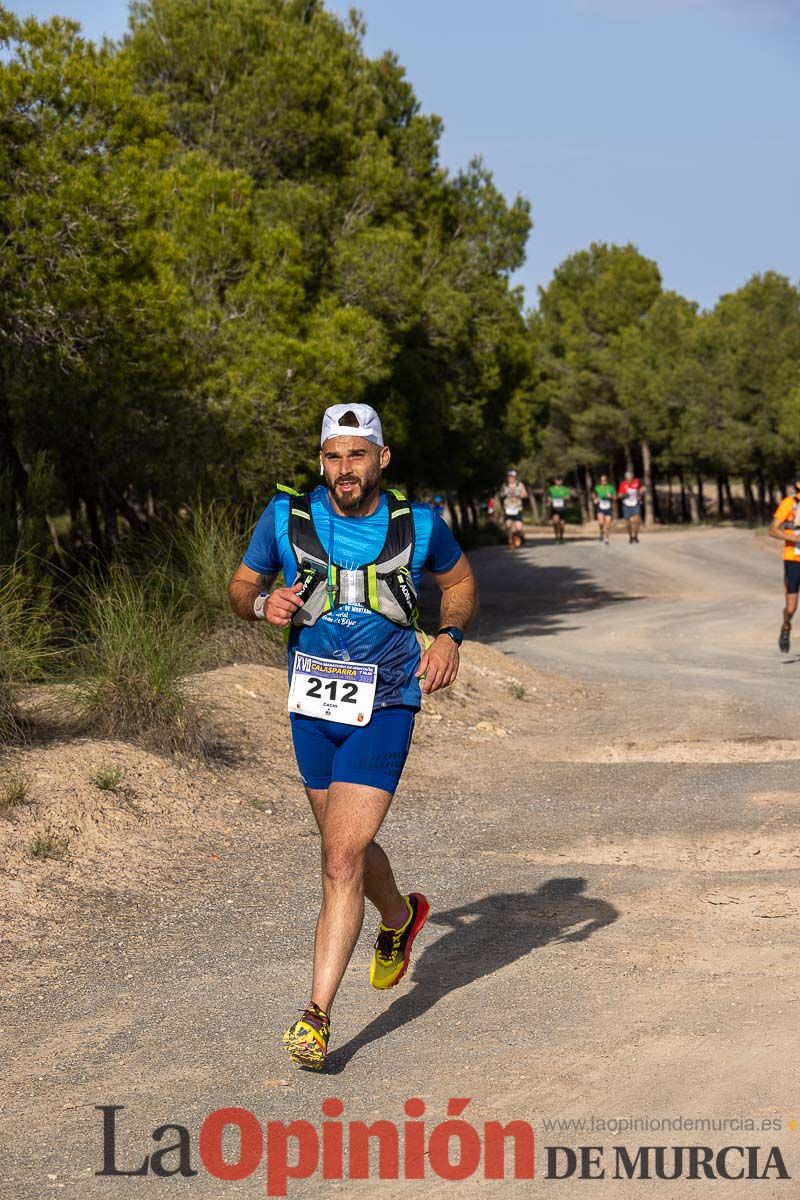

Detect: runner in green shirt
548,478,571,543
593,474,616,544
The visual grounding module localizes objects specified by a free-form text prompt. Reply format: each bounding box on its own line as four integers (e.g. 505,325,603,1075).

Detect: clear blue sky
8,0,799,311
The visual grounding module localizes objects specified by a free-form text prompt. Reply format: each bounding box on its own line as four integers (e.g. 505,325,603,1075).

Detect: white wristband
253,592,268,620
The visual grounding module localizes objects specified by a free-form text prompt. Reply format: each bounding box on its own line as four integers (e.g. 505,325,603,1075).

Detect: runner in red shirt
618,471,642,543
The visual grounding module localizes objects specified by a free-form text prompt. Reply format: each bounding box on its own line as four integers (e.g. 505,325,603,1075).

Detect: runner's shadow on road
419,546,645,641
325,877,619,1074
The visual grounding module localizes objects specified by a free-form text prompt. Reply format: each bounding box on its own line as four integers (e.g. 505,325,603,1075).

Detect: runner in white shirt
500,469,529,549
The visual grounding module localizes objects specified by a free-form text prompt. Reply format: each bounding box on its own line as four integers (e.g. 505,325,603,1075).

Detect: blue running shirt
243,488,463,710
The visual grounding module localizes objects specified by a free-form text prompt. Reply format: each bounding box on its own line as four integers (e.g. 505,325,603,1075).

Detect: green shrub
71,564,201,751
90,762,124,791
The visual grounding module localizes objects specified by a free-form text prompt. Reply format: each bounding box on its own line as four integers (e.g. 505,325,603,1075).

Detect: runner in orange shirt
768,476,800,653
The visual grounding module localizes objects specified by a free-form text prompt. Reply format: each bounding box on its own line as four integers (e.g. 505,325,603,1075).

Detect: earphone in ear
320,463,324,476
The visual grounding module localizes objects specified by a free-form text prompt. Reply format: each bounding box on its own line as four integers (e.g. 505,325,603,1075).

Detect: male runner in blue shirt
229,404,478,1070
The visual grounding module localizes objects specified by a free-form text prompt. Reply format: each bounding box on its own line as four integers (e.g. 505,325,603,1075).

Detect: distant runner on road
593,474,616,544
618,471,642,543
228,404,478,1071
500,468,529,549
548,477,570,543
769,475,800,653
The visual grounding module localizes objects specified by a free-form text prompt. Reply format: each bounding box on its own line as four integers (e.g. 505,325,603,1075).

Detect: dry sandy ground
0,643,568,984
2,526,800,1198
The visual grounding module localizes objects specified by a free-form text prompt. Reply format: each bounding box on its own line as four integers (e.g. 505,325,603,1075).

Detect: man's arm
228,562,304,625
768,518,797,545
415,554,478,694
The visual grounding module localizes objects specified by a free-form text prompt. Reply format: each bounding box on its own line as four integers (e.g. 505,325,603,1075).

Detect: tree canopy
0,0,798,563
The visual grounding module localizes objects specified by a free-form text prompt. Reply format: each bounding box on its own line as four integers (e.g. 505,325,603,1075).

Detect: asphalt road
471,525,799,745
4,526,800,1198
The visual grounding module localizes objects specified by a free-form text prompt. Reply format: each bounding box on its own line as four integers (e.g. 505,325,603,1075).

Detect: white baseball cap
321,403,384,447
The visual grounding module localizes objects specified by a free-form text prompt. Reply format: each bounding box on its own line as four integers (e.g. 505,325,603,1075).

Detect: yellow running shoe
283,1004,330,1071
370,892,430,990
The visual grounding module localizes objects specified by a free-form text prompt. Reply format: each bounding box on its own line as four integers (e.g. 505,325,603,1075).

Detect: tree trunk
577,467,589,525
448,491,466,538
624,444,634,475
666,475,673,523
723,475,734,520
456,489,471,531
526,482,540,523
584,465,595,525
696,475,705,522
757,474,767,522
716,475,725,519
84,496,102,550
469,499,479,531
640,439,655,527
0,380,27,561
743,475,755,522
768,481,777,510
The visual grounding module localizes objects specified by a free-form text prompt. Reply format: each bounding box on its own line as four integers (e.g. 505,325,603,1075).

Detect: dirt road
4,527,800,1196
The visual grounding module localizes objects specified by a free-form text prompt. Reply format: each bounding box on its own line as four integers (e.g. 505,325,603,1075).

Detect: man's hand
264,581,304,626
416,634,459,694
418,554,477,694
228,562,303,624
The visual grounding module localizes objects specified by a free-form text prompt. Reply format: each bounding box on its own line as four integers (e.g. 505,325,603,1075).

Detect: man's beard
326,462,381,512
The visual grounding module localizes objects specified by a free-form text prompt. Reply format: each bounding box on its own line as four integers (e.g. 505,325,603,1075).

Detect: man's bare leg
780,587,797,652
306,787,406,927
306,781,404,1014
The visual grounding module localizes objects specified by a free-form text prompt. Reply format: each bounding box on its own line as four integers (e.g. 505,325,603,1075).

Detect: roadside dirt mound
0,643,581,988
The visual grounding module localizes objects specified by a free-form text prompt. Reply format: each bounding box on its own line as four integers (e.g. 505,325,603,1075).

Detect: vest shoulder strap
276,483,301,496
377,490,415,567
287,492,328,564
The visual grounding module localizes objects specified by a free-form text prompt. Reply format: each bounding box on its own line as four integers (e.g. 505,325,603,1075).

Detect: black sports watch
436,626,463,646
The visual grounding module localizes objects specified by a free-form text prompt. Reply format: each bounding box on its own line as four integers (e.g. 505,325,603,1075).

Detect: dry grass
70,565,205,753
0,768,31,812
0,563,54,741
29,824,69,861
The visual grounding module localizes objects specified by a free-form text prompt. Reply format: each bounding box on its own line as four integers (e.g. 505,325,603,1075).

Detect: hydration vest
280,487,419,629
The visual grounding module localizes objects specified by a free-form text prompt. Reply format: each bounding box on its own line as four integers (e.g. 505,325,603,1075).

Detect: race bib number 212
288,653,377,726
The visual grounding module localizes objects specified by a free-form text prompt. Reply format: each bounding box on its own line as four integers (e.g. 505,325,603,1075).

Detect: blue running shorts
784,561,800,595
621,505,641,518
290,706,416,792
